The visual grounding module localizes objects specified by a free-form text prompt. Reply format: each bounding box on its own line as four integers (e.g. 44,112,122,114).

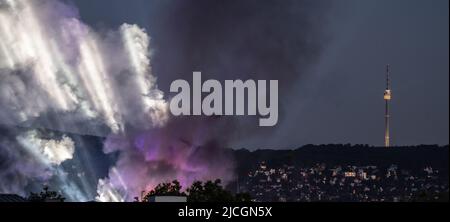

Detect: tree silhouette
141,180,186,202
187,179,235,202
28,186,65,202
140,179,252,202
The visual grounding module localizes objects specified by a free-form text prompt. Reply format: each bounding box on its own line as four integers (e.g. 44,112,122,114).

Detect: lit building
147,196,187,202
344,172,356,177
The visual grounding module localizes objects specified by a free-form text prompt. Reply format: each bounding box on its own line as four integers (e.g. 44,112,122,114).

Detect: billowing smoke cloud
146,0,332,141
0,0,168,134
0,126,84,200
0,0,235,201
148,0,329,92
0,126,53,195
0,0,169,200
18,130,75,165
0,0,330,201
96,116,236,201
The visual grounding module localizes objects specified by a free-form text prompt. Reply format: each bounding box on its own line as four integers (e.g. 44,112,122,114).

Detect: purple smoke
99,116,236,201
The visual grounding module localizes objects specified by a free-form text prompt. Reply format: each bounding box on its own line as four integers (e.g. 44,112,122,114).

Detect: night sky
72,0,448,149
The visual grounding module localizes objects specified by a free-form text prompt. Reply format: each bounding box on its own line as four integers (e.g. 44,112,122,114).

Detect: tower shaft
383,65,391,147
385,99,390,147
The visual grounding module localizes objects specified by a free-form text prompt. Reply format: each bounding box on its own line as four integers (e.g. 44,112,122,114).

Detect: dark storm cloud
148,0,331,92
74,0,333,141
73,0,448,148
74,0,331,91
151,0,333,142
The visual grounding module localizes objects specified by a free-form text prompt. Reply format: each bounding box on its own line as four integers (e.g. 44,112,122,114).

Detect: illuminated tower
383,65,392,147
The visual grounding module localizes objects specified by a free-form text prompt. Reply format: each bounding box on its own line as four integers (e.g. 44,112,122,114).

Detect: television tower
383,65,392,147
